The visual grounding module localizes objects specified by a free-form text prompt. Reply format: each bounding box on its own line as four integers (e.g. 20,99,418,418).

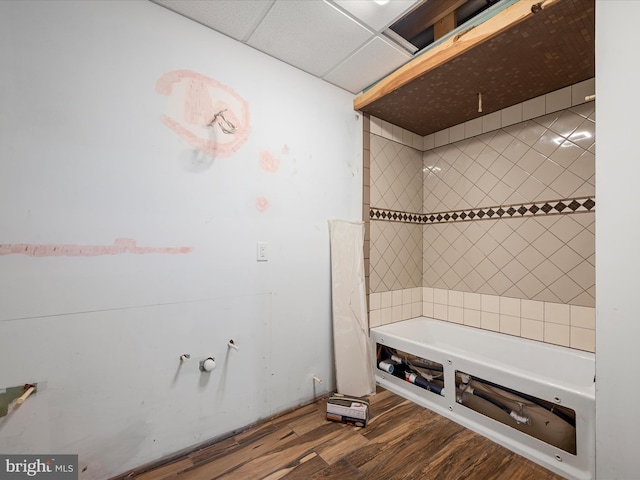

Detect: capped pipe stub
201,357,216,372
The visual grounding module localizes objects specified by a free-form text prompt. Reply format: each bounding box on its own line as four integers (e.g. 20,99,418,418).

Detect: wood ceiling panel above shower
355,0,594,137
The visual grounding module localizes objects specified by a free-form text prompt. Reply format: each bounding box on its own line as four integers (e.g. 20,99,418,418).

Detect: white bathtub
370,317,595,480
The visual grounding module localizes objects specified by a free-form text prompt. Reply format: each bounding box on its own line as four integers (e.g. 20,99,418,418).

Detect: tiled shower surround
364,79,595,352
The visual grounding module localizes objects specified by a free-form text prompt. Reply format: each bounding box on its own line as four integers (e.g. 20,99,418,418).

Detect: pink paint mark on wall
259,151,280,173
256,197,270,213
0,238,193,257
156,70,251,158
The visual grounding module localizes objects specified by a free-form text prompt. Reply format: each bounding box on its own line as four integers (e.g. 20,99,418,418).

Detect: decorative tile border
370,196,595,224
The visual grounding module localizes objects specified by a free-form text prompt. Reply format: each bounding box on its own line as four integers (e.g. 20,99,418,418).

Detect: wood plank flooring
116,387,566,480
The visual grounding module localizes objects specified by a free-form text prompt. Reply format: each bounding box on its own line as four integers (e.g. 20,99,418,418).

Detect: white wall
0,1,361,478
595,1,640,478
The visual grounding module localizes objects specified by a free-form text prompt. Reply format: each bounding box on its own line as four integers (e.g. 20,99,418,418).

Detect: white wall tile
381,291,392,308
392,289,403,306
370,292,381,310
370,116,382,136
424,134,435,150
370,309,381,328
402,128,413,147
450,124,465,143
465,118,483,138
449,306,464,324
411,287,422,303
546,86,572,113
500,314,521,335
522,96,546,121
501,103,523,127
369,77,595,352
380,119,393,140
488,133,513,155
517,121,547,149
434,303,447,320
434,129,450,147
434,288,448,305
392,305,403,322
571,326,595,352
481,311,500,331
423,287,434,302
402,288,412,305
372,283,591,352
482,111,501,133
392,124,403,143
380,307,391,325
412,132,424,151
521,299,544,320
545,302,570,325
571,305,596,329
482,294,500,313
500,296,520,317
571,78,595,106
521,318,544,341
544,322,570,346
449,290,464,307
464,308,481,327
570,102,595,121
464,292,482,310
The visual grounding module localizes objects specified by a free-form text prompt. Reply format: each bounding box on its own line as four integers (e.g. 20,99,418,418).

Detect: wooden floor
121,387,566,480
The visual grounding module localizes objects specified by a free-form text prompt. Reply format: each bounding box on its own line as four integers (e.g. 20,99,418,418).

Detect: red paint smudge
0,238,193,257
259,151,280,173
256,197,270,212
156,70,251,158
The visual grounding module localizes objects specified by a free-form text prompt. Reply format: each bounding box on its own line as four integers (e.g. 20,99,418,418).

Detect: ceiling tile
153,0,273,41
323,37,411,93
333,0,421,32
247,0,372,77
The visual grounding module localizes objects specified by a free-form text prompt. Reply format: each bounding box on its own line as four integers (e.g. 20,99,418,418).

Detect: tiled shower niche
364,79,595,352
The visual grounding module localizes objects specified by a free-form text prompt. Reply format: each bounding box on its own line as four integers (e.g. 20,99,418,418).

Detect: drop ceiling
152,0,595,137
152,0,422,94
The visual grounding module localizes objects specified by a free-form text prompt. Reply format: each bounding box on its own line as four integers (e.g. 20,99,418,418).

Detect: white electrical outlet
257,242,268,261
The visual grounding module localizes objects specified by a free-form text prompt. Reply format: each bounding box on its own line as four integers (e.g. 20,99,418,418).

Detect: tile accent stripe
370,196,595,224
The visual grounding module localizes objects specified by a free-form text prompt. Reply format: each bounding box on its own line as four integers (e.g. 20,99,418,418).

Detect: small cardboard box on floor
326,393,369,427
